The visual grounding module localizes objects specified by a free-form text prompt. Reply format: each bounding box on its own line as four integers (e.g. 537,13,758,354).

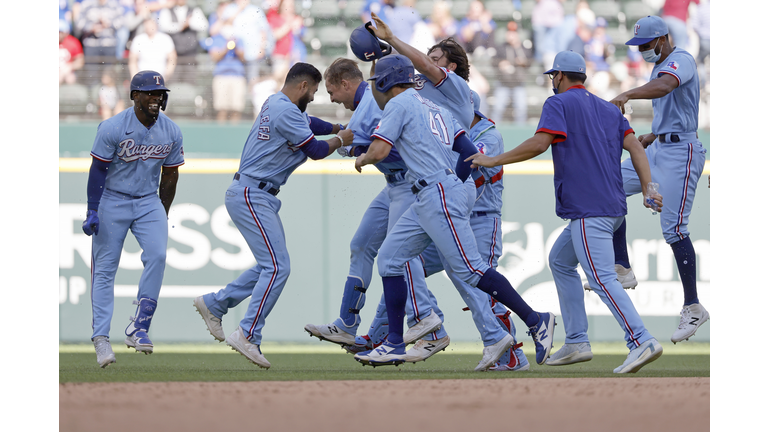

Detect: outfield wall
59,122,710,344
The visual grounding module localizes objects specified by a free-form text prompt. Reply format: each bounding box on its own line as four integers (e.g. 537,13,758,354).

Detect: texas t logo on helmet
129,70,171,110
350,21,392,62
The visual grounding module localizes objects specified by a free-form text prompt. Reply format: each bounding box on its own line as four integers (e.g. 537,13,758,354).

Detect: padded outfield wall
59,121,710,343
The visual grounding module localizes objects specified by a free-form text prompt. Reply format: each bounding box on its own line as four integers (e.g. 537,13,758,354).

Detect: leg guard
125,297,157,336
338,276,367,330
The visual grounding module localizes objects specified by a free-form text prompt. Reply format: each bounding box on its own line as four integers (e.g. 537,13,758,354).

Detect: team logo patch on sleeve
667,61,678,70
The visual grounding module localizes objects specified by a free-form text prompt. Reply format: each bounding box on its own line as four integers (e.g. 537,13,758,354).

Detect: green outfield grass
59,341,709,383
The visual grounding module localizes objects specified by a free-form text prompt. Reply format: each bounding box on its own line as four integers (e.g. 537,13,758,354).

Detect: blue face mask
551,72,560,95
642,39,661,63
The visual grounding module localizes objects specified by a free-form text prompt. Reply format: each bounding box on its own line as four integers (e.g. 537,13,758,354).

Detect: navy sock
670,237,698,305
613,218,631,268
476,268,538,327
381,276,407,345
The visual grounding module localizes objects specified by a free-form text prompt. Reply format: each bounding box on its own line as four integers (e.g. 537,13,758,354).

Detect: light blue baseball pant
621,136,706,244
334,180,447,339
91,190,168,339
550,216,653,350
221,183,292,345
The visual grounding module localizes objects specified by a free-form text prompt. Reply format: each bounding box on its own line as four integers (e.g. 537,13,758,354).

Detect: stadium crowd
59,0,710,126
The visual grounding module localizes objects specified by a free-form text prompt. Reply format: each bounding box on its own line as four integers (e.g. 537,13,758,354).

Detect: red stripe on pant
437,183,484,278
675,144,694,241
244,187,279,338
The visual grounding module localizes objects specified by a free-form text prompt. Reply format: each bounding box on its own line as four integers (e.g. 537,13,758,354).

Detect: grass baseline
59,341,709,383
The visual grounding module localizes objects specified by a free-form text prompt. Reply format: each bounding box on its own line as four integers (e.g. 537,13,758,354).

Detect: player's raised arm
467,132,554,168
368,12,444,85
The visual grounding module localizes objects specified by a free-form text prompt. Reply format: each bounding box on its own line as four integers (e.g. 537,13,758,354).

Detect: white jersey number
429,113,450,146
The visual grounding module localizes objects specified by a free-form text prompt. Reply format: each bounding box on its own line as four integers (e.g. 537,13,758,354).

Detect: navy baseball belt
384,171,407,184
411,169,455,194
470,210,501,218
234,172,280,196
106,188,155,199
658,132,697,143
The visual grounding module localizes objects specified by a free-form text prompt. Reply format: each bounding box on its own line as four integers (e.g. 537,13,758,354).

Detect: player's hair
562,71,587,83
285,62,323,86
427,37,470,81
324,58,364,86
392,83,416,90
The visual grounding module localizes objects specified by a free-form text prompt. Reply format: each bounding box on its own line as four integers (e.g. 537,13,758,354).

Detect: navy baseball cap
626,15,668,45
543,50,586,75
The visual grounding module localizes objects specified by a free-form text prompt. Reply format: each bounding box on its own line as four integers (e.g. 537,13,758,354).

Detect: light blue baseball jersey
413,67,474,130
650,48,699,135
348,82,409,176
238,91,314,186
469,117,504,213
90,108,185,197
372,89,465,183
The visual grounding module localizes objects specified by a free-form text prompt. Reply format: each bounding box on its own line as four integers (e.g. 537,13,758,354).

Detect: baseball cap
471,90,485,118
543,50,586,75
626,15,668,45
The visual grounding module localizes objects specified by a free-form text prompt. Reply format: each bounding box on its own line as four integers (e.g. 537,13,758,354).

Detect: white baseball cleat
404,336,450,363
226,328,271,369
354,340,407,366
125,331,153,354
193,296,225,342
584,264,638,291
475,333,515,371
671,303,709,344
545,342,593,366
304,322,356,346
93,336,116,368
613,338,663,374
403,310,442,345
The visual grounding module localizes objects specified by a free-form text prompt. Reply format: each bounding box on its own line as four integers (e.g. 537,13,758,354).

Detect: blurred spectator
209,27,247,123
389,0,423,45
693,0,709,64
265,0,295,72
158,0,208,58
583,17,615,99
135,0,172,18
574,0,595,29
208,0,233,37
426,0,458,42
457,0,496,54
531,0,564,64
491,21,532,124
98,69,125,120
468,63,490,113
59,20,85,85
360,0,386,23
566,22,591,57
223,0,274,87
77,0,125,59
128,18,177,80
60,0,73,23
281,0,306,65
115,0,138,59
661,0,699,51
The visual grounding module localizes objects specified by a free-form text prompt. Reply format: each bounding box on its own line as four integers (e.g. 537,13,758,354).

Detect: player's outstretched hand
369,12,393,41
355,153,367,173
637,133,656,148
82,209,100,236
609,93,630,114
465,152,495,169
338,128,354,146
644,192,663,211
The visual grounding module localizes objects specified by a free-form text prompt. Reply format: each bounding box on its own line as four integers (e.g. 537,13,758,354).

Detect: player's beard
297,91,311,112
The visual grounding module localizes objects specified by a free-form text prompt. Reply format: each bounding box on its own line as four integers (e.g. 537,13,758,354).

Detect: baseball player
352,55,556,367
303,57,452,361
192,63,354,369
83,70,184,368
468,51,665,373
602,15,709,344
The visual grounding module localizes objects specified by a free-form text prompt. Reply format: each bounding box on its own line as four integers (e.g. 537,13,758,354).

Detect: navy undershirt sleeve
87,158,110,210
299,137,331,160
452,132,477,182
308,116,335,136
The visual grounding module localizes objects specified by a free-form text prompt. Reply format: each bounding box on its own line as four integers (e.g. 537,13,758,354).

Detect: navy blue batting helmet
368,55,415,93
350,22,392,62
130,70,170,110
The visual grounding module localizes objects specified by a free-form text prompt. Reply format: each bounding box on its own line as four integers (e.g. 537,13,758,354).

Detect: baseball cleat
342,335,376,354
93,336,116,368
475,333,515,371
545,342,593,366
489,343,529,371
528,312,556,365
304,322,356,346
226,328,271,369
671,303,709,344
354,340,407,366
584,264,638,291
403,310,442,345
613,338,663,373
404,335,450,363
193,296,225,342
125,331,153,354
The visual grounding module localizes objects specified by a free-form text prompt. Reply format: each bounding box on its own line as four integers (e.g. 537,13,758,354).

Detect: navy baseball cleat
354,340,407,366
125,331,153,354
528,312,556,365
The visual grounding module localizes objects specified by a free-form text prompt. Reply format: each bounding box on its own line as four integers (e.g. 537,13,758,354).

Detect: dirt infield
60,377,708,431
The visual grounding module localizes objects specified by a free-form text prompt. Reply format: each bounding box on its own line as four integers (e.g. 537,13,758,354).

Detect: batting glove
82,209,100,236
337,145,354,158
